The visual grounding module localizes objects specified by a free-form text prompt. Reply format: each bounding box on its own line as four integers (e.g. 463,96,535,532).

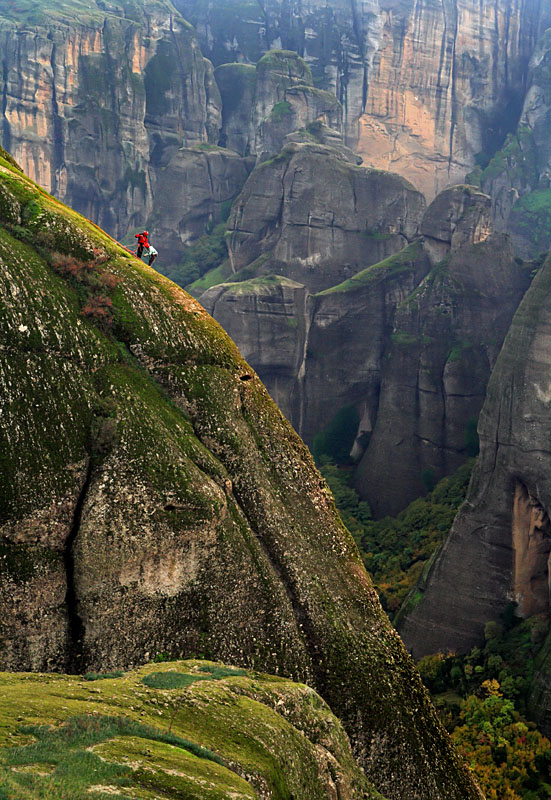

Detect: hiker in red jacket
135,230,149,258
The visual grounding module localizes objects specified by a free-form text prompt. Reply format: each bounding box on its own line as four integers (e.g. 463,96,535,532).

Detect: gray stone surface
225,140,425,292
0,6,222,242
177,0,544,199
204,184,528,517
399,248,551,659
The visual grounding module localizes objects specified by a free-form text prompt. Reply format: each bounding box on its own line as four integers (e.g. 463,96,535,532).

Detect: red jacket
135,232,149,246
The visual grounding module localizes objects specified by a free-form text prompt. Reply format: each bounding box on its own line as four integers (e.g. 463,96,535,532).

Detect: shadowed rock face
0,148,483,800
398,248,551,661
354,232,528,516
479,25,551,258
203,183,528,515
177,0,544,199
215,51,343,160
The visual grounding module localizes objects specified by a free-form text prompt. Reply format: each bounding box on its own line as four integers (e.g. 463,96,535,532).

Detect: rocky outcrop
398,246,551,660
0,149,483,799
0,8,345,267
216,50,343,160
203,184,527,515
177,0,544,198
478,26,551,257
147,145,254,265
355,230,528,517
224,139,425,293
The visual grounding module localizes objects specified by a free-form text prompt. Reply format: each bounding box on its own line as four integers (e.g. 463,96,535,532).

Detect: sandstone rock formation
0,149,483,799
178,0,544,198
355,230,528,517
223,139,425,292
398,245,551,661
0,1,222,241
203,182,528,515
0,0,548,264
216,50,343,160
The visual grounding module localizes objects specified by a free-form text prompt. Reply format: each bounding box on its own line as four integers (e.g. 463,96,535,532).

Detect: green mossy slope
0,661,381,799
0,148,482,799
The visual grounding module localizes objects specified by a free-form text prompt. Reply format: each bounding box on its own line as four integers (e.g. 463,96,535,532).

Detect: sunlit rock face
0,3,222,242
176,0,544,198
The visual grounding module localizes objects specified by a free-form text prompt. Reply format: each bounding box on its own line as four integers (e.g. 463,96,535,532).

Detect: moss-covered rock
0,661,383,799
0,152,482,798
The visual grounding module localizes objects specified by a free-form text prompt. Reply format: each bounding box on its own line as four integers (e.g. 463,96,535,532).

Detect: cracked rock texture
223,140,425,293
216,50,343,161
0,1,223,243
0,149,483,799
477,23,551,257
177,0,544,199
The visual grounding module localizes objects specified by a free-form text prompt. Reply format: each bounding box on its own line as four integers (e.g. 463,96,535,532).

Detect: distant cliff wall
177,0,545,198
399,249,551,658
0,5,222,241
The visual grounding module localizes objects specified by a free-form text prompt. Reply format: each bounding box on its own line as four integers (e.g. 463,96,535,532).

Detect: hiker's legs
148,254,157,266
137,244,144,258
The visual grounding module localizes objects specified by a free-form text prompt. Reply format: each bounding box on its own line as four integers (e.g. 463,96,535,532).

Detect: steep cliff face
354,187,529,516
355,230,528,517
178,0,544,198
0,1,223,241
478,25,551,257
203,182,527,515
0,150,483,799
398,246,551,661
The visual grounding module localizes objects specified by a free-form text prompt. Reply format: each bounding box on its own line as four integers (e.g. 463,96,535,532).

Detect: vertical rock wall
177,0,544,198
399,249,551,657
0,6,222,239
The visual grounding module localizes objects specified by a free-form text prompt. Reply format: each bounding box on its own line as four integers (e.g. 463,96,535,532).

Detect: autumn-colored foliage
80,295,114,325
452,681,551,799
51,249,120,328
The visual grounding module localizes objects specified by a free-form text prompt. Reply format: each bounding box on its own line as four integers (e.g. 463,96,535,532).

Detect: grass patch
197,665,247,678
83,672,124,681
142,665,247,689
142,672,211,690
270,100,292,121
318,240,423,295
0,714,225,800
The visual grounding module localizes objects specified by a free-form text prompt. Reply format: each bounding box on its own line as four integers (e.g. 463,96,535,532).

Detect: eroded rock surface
178,0,544,198
478,25,551,257
204,184,527,515
216,50,343,160
224,140,425,293
0,2,222,240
